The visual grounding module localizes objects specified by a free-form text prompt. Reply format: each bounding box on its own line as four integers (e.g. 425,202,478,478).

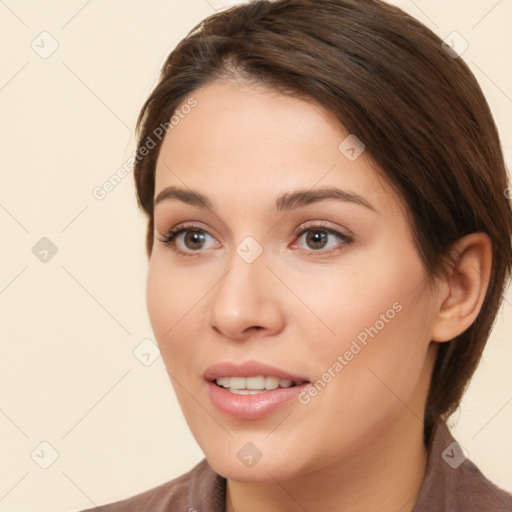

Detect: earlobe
430,232,492,343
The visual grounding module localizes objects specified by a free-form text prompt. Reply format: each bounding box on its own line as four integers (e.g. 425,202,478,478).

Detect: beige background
0,1,511,510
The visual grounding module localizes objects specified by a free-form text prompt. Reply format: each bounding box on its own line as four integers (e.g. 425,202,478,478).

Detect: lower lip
207,381,308,420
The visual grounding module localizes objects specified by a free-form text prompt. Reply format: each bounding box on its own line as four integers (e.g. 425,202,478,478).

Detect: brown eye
304,230,329,250
183,231,207,250
293,224,352,254
158,224,220,257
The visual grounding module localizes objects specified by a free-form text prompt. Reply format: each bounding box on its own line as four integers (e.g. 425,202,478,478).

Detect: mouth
212,375,307,394
204,361,310,419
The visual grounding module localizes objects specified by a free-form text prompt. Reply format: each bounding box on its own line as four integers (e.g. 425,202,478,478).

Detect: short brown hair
132,0,512,443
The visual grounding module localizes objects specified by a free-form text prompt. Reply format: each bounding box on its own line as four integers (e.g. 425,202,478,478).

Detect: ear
430,232,492,343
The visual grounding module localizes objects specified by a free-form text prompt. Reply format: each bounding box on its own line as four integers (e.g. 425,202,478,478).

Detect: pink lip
204,360,309,383
204,361,310,420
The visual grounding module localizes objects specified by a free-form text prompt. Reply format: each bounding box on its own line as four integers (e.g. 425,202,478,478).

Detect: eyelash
157,221,353,258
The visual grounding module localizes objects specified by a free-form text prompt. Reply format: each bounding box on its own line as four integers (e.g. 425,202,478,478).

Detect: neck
225,414,428,512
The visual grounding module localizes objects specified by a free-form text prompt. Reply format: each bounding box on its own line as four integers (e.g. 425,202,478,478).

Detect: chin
196,434,314,483
207,454,302,483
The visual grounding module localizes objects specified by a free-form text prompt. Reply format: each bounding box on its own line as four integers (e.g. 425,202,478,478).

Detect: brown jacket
80,423,512,511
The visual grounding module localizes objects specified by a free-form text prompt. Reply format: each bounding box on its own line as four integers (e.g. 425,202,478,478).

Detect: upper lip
204,361,309,384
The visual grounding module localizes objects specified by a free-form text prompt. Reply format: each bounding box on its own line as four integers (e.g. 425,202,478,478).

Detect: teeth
216,377,230,388
246,376,266,389
229,377,246,389
265,376,280,390
229,388,267,395
215,375,296,392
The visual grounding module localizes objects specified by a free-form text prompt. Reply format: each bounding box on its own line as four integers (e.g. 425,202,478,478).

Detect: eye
157,220,353,258
291,221,352,254
157,222,219,257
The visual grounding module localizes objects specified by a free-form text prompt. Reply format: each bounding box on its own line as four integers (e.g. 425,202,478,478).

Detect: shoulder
457,458,512,510
78,458,226,512
414,422,512,512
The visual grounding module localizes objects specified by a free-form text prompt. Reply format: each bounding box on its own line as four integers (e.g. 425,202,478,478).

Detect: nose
208,247,285,341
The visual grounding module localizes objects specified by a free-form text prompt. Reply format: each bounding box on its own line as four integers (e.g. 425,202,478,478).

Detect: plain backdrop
0,1,511,511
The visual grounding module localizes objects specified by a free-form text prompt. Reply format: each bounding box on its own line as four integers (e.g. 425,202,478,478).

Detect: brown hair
132,0,512,444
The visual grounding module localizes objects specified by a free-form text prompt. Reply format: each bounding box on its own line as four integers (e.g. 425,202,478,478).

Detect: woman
82,0,512,510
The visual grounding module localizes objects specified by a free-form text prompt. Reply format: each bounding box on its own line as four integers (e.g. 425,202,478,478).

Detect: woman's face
146,80,439,482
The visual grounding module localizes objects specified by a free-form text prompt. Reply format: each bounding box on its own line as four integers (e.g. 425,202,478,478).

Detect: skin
146,79,492,512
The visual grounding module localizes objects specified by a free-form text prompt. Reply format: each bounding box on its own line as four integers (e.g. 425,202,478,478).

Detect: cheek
146,256,193,349
146,259,172,339
294,241,433,391
145,255,213,370
332,304,432,429
290,266,434,464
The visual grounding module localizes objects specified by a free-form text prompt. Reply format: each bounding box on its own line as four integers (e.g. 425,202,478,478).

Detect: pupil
186,231,204,249
308,231,327,249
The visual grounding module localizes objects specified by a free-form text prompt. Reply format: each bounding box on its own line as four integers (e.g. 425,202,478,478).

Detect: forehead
154,80,402,219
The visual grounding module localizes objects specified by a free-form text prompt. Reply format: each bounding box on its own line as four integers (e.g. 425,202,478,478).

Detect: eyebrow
154,185,377,213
